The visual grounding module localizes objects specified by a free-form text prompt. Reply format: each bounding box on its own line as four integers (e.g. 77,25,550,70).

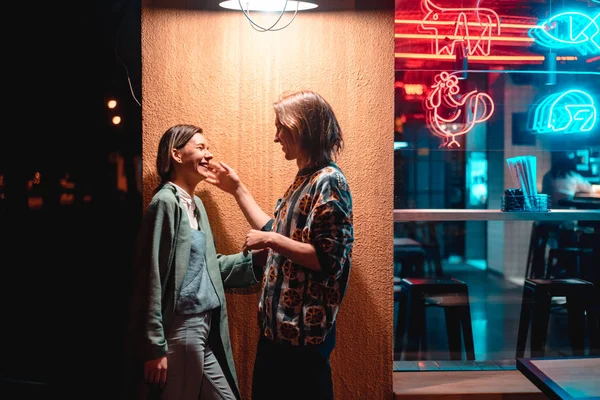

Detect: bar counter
394,209,600,222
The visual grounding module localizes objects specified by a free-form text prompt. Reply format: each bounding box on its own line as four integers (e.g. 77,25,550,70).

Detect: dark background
1,0,142,398
0,2,398,398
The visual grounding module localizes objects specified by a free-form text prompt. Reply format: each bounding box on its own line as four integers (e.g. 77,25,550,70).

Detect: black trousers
251,336,334,400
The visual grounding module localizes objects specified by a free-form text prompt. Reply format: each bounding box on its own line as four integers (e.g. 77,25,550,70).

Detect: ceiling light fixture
219,1,318,32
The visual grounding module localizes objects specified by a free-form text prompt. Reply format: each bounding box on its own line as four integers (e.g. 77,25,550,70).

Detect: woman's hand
243,229,273,256
144,356,168,387
206,161,241,195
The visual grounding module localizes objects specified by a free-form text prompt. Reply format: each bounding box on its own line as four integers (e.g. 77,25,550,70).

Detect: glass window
394,0,600,371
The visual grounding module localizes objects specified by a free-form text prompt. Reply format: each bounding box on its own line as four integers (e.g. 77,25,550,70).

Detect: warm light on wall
112,116,122,125
219,0,318,31
107,99,117,109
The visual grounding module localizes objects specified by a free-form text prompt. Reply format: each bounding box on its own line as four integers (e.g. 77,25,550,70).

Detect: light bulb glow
112,116,122,125
219,1,318,12
107,100,117,109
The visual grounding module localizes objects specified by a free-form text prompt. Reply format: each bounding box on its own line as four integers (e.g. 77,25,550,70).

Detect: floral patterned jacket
258,162,354,346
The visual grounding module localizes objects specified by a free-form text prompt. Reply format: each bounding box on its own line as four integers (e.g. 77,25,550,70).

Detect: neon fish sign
531,90,597,134
529,11,600,56
419,0,501,57
425,72,495,148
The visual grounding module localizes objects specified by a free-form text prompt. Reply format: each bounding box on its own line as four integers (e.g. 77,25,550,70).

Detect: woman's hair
273,91,343,168
155,124,203,192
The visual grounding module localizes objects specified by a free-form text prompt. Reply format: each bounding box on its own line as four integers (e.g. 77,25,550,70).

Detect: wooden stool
394,238,427,278
395,277,475,361
546,247,594,279
516,278,594,358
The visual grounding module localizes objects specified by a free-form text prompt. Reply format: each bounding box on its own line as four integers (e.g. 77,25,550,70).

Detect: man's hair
155,124,203,191
273,91,343,167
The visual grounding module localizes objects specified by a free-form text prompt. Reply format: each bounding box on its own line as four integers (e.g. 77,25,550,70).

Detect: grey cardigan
129,183,260,399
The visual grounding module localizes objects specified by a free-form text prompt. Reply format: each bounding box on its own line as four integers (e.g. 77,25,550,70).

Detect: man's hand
243,230,273,256
144,356,168,388
206,161,241,195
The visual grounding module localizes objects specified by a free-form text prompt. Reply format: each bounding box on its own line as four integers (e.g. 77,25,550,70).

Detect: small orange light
107,99,117,109
112,116,122,125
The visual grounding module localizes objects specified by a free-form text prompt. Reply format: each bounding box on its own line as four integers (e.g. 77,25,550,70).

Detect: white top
170,182,198,230
541,171,593,207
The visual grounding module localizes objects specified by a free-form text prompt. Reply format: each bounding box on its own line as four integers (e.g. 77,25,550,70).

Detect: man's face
274,118,299,161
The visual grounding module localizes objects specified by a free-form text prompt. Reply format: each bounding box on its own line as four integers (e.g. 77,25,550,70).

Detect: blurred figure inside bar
542,151,593,209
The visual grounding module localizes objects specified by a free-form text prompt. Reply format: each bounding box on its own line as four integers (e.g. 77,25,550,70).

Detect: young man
207,90,354,400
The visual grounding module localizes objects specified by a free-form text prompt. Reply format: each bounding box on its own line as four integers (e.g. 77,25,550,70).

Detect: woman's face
174,133,213,182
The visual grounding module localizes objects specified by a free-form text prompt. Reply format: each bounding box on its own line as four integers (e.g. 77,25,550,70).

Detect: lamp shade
219,1,318,12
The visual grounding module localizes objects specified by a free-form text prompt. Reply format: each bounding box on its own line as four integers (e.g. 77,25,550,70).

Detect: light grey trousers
161,312,236,400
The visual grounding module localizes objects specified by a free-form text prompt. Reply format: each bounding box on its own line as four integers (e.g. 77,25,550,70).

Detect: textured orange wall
141,7,394,399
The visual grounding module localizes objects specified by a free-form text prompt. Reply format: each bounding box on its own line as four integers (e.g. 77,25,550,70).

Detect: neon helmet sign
531,90,597,134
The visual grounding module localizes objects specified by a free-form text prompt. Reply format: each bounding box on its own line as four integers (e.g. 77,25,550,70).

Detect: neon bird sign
419,0,501,57
531,90,597,134
529,11,600,56
424,72,495,148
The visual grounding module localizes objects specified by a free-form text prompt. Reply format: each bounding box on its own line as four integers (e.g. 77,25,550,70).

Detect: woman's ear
171,148,182,164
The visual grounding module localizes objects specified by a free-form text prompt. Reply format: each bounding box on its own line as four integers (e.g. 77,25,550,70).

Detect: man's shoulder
313,163,346,180
313,164,350,191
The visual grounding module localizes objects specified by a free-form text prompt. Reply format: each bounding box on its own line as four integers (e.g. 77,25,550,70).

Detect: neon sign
405,84,425,96
531,90,597,134
419,0,501,57
529,11,600,56
424,72,495,148
394,53,545,63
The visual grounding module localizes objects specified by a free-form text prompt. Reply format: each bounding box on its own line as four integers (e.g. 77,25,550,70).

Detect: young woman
128,124,263,400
